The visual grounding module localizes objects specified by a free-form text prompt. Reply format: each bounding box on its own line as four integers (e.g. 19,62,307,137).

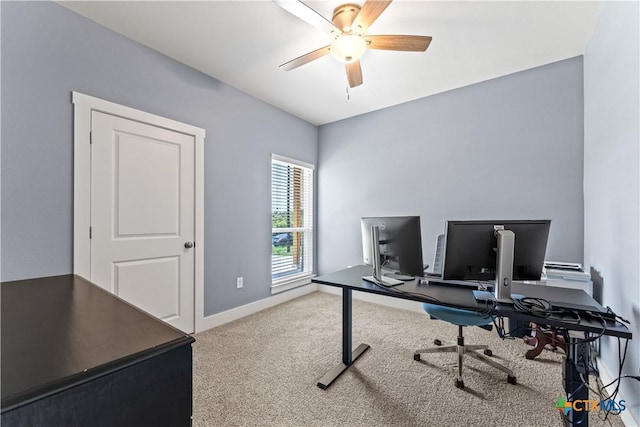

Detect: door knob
184,241,194,249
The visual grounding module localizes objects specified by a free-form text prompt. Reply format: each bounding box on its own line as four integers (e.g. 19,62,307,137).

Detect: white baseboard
198,283,318,332
317,284,425,313
596,356,639,427
198,282,424,334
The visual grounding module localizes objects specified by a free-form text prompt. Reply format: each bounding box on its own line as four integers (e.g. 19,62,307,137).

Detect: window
271,154,314,292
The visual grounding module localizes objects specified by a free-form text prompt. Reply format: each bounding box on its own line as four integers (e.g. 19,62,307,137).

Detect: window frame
270,154,315,294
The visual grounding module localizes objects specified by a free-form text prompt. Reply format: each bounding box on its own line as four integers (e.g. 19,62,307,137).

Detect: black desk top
313,265,631,339
1,275,195,411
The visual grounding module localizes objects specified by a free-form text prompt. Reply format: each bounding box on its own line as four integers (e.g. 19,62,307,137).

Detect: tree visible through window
271,155,313,286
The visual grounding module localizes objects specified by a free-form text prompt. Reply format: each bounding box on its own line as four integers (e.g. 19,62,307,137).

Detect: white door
90,111,195,333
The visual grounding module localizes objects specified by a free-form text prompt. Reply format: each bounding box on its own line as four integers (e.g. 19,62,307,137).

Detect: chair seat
422,303,492,327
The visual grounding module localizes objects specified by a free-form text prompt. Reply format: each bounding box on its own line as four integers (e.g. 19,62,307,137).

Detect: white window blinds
271,155,314,288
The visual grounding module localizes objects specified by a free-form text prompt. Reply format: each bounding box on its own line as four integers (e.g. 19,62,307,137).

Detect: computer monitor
360,216,424,277
441,220,551,282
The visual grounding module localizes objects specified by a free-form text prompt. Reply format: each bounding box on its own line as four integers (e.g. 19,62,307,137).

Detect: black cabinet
1,275,195,426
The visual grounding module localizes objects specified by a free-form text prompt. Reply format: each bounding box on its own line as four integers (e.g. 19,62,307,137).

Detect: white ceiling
59,1,603,125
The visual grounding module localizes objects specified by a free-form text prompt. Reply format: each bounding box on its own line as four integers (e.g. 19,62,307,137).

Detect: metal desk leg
564,332,590,427
317,288,370,389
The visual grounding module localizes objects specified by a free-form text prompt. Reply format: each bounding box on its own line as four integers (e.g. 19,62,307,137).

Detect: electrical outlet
236,277,243,289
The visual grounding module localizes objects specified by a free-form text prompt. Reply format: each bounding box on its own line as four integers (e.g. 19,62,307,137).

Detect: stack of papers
544,261,591,282
544,261,583,271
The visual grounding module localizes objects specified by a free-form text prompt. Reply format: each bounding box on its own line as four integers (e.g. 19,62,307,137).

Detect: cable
563,336,633,423
493,318,534,339
581,374,615,426
492,316,509,338
549,309,583,325
597,338,629,422
511,296,553,317
474,280,494,291
472,297,496,317
566,316,608,345
614,374,640,382
604,306,630,325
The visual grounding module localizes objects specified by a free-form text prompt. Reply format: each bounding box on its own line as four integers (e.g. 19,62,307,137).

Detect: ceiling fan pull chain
346,86,350,100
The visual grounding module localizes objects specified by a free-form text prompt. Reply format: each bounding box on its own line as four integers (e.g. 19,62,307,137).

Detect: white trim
596,355,638,427
199,283,318,331
317,284,425,313
194,117,205,334
72,92,206,137
272,227,308,233
272,272,314,287
271,274,314,294
271,153,314,170
270,155,314,285
72,91,206,334
73,93,92,280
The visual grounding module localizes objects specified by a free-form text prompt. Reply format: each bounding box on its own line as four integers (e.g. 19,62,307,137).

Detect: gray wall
584,1,640,422
317,58,585,275
0,1,318,316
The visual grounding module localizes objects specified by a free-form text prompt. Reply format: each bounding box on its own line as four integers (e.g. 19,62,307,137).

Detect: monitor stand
363,274,403,286
384,272,415,281
494,228,515,303
362,225,404,287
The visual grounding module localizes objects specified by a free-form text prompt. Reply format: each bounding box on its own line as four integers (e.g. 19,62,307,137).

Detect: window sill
271,273,315,295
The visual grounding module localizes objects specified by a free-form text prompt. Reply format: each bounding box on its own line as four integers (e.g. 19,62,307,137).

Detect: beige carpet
193,291,623,427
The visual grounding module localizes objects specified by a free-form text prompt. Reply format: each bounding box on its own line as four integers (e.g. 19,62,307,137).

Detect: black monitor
360,216,423,277
442,220,551,282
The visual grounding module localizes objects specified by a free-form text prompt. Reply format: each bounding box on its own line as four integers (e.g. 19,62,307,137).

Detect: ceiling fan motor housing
332,3,362,32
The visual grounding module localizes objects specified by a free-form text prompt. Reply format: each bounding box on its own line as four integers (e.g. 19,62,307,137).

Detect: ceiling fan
275,0,432,88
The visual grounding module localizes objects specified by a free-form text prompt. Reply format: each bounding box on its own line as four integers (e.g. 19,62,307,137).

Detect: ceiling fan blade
345,61,363,88
280,45,331,71
274,0,342,35
353,0,393,31
366,35,432,51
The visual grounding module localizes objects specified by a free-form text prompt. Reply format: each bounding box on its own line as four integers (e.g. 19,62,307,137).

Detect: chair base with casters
414,303,517,389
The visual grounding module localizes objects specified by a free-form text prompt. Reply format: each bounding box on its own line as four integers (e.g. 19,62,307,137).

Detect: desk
312,265,631,427
1,275,195,426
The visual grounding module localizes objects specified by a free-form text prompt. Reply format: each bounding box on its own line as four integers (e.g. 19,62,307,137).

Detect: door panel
91,111,195,333
115,134,181,237
114,257,180,319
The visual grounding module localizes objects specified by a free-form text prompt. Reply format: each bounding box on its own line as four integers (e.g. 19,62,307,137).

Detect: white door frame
72,91,206,333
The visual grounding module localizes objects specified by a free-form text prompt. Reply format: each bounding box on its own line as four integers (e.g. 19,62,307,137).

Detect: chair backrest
432,234,445,275
425,234,494,329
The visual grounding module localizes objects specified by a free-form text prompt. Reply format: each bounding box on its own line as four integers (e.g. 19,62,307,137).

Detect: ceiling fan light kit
331,34,367,63
277,0,432,88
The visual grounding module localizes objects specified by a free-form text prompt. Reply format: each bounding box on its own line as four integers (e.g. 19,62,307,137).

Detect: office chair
413,235,517,389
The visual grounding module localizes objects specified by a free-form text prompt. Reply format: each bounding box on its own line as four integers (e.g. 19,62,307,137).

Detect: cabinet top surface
1,274,194,410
